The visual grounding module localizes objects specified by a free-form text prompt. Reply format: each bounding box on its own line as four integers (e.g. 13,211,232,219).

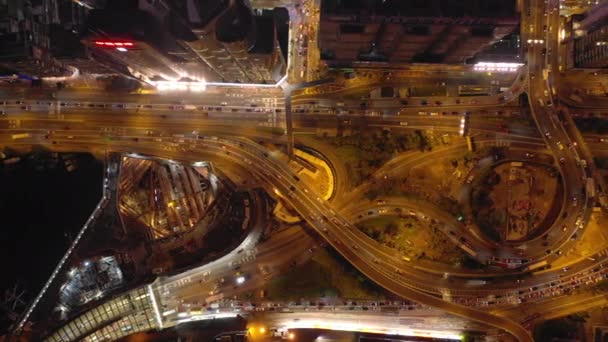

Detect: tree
533,318,579,341
385,223,398,236
569,311,590,323
364,188,381,200
461,332,475,342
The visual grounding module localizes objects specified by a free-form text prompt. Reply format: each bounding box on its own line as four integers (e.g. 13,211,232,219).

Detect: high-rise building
318,0,519,66
81,0,286,84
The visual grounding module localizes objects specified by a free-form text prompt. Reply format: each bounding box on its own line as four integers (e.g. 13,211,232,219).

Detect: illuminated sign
473,62,523,73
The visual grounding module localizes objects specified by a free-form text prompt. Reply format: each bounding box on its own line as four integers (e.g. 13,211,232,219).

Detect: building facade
573,1,608,68
82,0,285,84
318,0,519,66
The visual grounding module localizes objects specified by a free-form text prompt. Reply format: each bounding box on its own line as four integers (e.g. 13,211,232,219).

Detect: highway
2,126,537,340
4,1,608,337
2,89,604,308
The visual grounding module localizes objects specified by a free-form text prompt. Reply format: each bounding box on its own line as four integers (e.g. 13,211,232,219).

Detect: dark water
0,152,102,331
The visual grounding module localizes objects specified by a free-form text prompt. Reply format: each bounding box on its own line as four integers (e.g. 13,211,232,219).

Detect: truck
11,133,30,140
205,292,224,303
3,157,20,165
569,94,583,103
466,279,487,286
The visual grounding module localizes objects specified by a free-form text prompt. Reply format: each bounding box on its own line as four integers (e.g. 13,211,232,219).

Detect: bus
458,85,493,96
523,260,548,272
466,136,476,152
586,178,596,198
11,133,30,140
459,243,477,258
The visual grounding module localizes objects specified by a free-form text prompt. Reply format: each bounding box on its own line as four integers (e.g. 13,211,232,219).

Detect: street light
236,276,246,284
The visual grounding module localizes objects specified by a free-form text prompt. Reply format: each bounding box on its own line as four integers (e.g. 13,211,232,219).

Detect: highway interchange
5,0,608,340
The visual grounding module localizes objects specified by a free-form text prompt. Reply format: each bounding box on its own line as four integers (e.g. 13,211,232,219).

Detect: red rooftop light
93,40,135,48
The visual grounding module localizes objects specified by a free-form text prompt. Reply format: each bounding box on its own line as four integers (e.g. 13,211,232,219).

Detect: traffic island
265,247,390,301
273,147,335,224
323,130,443,187
355,215,467,265
470,160,562,243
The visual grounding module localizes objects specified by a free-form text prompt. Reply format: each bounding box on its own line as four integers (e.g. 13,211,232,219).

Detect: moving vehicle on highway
11,133,30,140
522,260,549,272
458,85,493,96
